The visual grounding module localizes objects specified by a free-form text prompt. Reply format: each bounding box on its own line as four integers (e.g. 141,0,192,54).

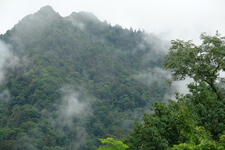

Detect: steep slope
0,6,168,150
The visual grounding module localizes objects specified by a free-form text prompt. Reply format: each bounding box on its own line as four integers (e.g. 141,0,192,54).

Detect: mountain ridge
0,5,168,150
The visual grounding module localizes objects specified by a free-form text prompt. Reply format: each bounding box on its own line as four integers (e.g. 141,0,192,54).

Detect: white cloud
0,40,19,83
0,89,11,101
62,90,88,117
1,0,225,43
52,87,92,149
164,78,193,101
59,88,90,119
132,67,168,86
132,67,193,101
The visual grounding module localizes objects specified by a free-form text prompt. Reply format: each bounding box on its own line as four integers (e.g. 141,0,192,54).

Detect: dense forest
2,5,224,150
0,6,169,150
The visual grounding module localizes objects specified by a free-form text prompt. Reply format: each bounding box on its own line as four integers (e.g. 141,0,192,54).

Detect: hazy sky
1,0,225,43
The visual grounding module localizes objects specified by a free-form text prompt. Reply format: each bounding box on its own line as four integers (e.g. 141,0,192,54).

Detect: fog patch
164,78,193,101
136,33,193,101
72,126,88,150
132,67,167,86
11,6,62,52
62,91,86,116
143,33,170,54
132,67,192,102
0,40,19,83
66,11,100,31
0,90,11,101
126,32,170,68
53,86,93,149
67,14,86,31
58,87,91,127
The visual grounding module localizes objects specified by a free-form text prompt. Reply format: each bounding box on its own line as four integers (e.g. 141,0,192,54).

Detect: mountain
0,6,169,150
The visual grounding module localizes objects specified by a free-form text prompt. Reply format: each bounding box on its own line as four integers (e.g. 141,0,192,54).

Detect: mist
132,67,167,86
51,87,93,149
66,11,100,31
132,66,192,102
2,0,225,43
164,78,193,102
0,40,19,83
0,89,11,101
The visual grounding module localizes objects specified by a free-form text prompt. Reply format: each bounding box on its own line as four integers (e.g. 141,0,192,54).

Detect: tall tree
164,32,225,139
126,32,225,149
164,32,225,100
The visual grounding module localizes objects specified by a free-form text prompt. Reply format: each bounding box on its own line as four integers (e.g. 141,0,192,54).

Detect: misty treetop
0,5,168,150
125,32,225,150
164,32,225,100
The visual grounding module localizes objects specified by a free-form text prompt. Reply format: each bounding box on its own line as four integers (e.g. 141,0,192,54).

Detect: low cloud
58,87,91,127
163,77,193,101
0,89,11,101
52,86,93,149
66,14,86,31
136,33,170,66
0,40,19,83
66,11,100,31
132,67,192,102
132,67,168,86
143,33,170,54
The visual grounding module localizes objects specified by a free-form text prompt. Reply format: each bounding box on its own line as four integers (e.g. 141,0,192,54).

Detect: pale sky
1,0,225,43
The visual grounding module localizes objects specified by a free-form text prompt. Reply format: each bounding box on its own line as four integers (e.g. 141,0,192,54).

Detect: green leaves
164,32,225,108
126,32,225,149
126,98,197,149
97,138,129,150
171,127,225,150
164,33,225,93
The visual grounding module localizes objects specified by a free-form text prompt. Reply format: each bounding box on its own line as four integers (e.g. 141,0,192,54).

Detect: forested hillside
0,6,168,149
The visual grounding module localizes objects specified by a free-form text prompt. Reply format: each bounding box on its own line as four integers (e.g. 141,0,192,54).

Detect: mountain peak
36,5,60,19
68,11,100,23
39,5,55,12
17,5,60,25
78,11,99,22
11,5,62,46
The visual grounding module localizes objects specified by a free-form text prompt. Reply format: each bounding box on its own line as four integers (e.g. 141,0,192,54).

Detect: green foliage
97,138,129,150
0,6,167,150
164,32,225,140
185,82,225,140
126,32,225,149
164,32,225,99
126,98,195,149
172,128,225,150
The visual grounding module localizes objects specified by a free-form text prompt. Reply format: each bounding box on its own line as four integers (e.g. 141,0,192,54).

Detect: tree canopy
164,32,225,99
126,32,225,149
97,138,129,150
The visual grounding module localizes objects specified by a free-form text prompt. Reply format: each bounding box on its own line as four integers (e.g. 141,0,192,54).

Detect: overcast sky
1,0,225,43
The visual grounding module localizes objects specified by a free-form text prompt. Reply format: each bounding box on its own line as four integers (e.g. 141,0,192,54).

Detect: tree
126,32,225,149
164,32,225,100
171,127,225,150
126,98,196,150
97,138,129,150
164,32,225,139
